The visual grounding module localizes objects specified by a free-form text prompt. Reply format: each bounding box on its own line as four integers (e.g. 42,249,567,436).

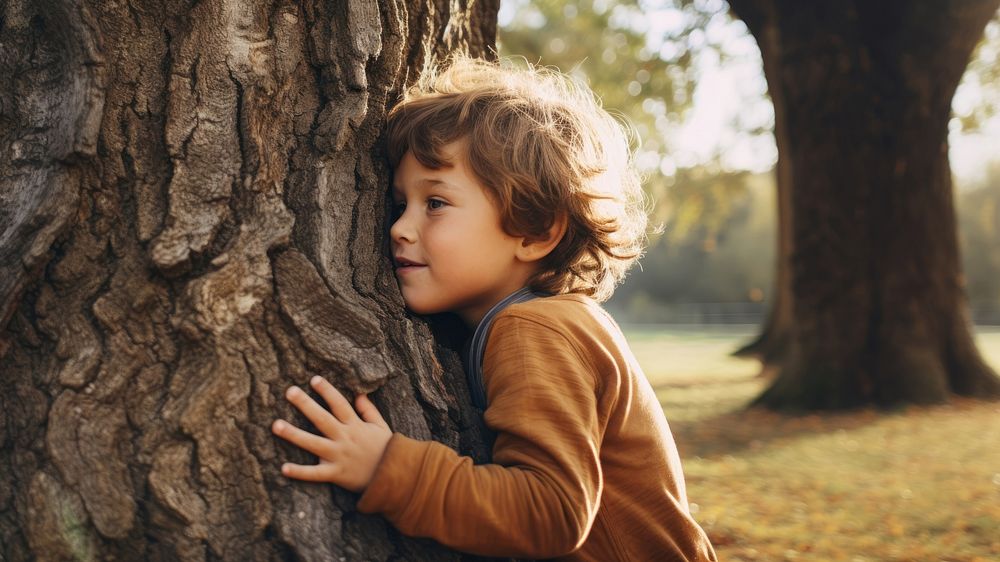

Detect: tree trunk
0,1,502,560
728,0,1000,409
732,0,793,366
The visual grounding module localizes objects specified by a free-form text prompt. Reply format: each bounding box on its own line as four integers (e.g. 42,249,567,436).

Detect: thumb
356,394,388,428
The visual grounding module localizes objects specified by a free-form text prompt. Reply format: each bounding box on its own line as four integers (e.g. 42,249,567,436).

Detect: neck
459,285,536,329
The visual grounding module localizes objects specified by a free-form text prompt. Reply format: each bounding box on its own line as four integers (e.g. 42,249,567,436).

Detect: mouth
394,256,427,270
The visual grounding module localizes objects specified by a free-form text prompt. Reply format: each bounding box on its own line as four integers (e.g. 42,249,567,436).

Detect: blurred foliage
958,160,1000,311
499,0,699,125
606,163,1000,321
608,172,775,319
953,13,1000,132
500,1,1000,319
664,164,752,242
498,0,702,141
497,0,762,243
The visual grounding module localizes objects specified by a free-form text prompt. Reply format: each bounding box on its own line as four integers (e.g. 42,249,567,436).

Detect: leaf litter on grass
675,400,1000,561
625,326,1000,562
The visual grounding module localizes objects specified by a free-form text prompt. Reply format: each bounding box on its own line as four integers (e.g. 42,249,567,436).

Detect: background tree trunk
728,0,1000,409
0,1,501,560
732,0,793,367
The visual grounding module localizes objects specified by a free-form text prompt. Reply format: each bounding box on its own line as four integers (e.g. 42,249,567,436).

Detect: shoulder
494,293,621,340
487,294,626,369
483,294,633,398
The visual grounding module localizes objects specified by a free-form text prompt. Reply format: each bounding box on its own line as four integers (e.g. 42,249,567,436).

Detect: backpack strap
463,287,549,409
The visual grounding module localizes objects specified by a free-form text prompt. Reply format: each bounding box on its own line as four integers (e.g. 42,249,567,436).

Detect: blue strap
464,287,549,409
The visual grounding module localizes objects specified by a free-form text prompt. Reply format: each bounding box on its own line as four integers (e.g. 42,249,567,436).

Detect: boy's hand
272,376,392,493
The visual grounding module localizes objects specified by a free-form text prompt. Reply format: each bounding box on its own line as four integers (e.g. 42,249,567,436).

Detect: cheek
421,225,449,251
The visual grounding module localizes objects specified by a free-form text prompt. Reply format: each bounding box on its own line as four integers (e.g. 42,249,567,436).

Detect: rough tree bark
0,1,503,560
726,0,1000,409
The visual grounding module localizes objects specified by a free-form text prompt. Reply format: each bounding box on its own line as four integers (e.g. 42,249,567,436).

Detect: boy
271,56,716,561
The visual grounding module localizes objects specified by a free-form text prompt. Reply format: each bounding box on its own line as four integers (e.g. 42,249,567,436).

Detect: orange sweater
357,294,716,561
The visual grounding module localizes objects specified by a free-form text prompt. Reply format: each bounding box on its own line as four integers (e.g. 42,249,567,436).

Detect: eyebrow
391,178,457,195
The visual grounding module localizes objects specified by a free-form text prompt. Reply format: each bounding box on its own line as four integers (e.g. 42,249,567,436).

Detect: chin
402,299,444,316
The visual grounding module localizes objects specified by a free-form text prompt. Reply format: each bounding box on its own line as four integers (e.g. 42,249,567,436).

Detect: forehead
391,147,469,195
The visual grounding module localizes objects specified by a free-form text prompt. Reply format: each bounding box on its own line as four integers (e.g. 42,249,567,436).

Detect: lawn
624,325,1000,562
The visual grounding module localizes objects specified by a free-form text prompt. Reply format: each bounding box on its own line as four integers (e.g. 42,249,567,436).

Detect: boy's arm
357,315,605,559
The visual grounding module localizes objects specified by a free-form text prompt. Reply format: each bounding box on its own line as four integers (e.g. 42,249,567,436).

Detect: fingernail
311,376,322,386
285,386,298,399
273,420,284,432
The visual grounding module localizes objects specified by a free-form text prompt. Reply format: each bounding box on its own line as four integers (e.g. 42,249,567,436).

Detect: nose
390,207,415,244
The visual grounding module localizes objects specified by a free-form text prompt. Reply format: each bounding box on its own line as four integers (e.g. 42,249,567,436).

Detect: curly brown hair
384,55,648,302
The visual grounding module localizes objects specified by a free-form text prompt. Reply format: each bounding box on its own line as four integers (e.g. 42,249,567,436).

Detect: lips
394,255,427,270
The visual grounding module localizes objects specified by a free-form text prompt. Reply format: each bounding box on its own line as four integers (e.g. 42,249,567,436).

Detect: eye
427,198,446,210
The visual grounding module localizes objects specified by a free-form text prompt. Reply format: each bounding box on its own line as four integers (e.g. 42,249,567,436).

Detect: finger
310,376,358,423
285,386,341,436
271,420,334,457
355,394,388,428
281,462,337,483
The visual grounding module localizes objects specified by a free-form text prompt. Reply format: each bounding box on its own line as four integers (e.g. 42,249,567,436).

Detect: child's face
390,142,536,327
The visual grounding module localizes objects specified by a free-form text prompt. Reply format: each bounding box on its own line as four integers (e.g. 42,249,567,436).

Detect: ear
515,213,568,263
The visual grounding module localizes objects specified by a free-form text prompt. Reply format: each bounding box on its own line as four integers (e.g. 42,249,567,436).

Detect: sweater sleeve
356,314,605,558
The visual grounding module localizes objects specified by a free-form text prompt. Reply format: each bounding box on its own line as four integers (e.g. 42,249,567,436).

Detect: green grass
624,325,1000,562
